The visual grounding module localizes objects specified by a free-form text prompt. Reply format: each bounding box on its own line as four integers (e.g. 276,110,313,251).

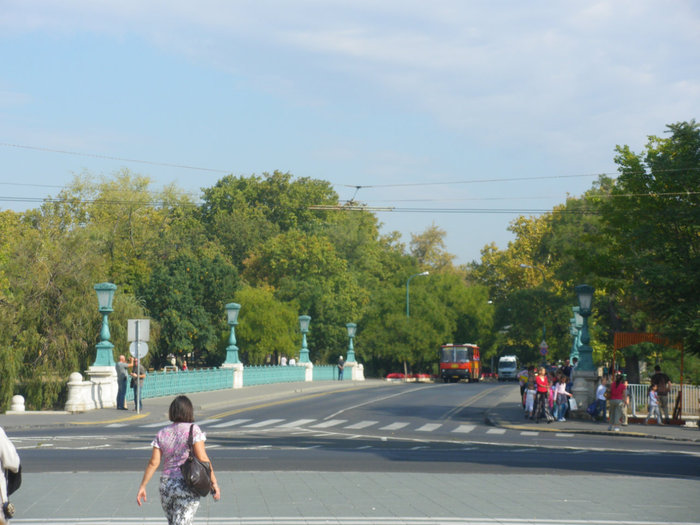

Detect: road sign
128,319,150,342
129,341,149,359
539,340,548,356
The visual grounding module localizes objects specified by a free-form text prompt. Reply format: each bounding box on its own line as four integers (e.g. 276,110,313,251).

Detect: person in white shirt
0,426,20,524
592,376,608,421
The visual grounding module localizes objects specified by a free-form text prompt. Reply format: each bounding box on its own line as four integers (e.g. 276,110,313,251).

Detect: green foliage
232,286,298,365
138,252,239,367
2,121,697,411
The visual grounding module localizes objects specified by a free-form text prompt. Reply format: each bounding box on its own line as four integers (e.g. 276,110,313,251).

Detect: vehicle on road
439,343,480,383
497,355,518,381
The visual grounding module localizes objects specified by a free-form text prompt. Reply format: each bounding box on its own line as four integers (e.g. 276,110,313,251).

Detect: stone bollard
10,395,25,412
65,372,97,413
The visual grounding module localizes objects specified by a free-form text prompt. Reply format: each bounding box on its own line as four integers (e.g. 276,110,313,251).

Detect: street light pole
406,271,429,318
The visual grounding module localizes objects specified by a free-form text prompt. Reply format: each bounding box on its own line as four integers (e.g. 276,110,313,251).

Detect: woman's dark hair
169,395,194,423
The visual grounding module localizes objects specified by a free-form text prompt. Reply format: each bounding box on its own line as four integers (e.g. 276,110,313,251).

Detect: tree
232,286,298,365
598,121,700,357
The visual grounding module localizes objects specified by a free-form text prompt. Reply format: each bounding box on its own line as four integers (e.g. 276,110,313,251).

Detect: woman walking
137,395,221,524
608,372,627,431
534,367,553,423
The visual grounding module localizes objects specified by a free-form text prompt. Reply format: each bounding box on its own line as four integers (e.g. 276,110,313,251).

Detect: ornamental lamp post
298,315,311,363
346,323,357,363
574,284,595,372
223,302,241,365
406,271,429,318
92,282,117,367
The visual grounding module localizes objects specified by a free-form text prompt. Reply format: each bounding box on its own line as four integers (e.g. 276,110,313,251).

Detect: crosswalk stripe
380,422,409,430
209,418,252,428
196,419,219,426
416,423,441,432
106,423,128,428
244,419,285,428
486,428,506,434
556,433,574,437
520,431,539,436
140,421,170,428
278,419,317,428
345,420,378,429
452,425,476,433
310,419,347,428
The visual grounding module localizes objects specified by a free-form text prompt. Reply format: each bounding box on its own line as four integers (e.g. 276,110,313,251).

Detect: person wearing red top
534,367,553,423
608,372,627,431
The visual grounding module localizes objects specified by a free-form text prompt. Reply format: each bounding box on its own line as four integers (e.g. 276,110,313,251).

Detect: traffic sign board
129,341,149,359
539,340,548,356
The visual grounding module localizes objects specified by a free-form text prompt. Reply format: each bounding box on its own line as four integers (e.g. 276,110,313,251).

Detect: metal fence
626,383,700,418
126,367,234,401
313,365,339,381
243,365,306,386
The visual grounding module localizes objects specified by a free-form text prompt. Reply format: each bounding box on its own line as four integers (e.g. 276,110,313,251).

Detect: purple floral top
151,422,206,478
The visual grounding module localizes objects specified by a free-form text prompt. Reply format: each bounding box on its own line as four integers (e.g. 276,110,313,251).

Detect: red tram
439,343,480,383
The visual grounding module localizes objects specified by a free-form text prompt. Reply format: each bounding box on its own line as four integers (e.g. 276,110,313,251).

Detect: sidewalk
0,380,385,432
485,385,700,443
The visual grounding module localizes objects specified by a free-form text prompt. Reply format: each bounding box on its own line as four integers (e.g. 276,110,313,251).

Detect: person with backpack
0,426,20,523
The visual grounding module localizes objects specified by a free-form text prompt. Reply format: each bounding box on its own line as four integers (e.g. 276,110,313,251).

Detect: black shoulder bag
3,464,20,519
180,425,213,497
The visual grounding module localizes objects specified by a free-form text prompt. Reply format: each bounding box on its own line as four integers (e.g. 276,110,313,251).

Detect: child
645,383,662,425
592,376,608,421
553,376,572,421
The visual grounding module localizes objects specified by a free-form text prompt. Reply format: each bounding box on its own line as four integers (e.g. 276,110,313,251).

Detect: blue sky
1,1,699,264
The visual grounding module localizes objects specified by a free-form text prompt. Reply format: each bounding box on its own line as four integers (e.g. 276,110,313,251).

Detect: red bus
439,343,480,383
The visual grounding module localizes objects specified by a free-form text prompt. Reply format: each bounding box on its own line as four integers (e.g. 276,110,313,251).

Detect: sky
1,1,699,264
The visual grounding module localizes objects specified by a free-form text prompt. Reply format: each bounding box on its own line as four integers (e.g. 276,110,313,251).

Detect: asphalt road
5,381,700,524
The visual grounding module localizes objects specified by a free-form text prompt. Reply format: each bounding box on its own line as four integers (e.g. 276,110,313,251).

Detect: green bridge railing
125,364,345,400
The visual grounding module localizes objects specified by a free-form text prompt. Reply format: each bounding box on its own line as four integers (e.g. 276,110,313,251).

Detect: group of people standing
115,354,147,411
520,359,577,423
520,360,674,431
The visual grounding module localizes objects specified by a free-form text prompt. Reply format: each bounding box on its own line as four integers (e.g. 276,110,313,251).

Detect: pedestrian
608,372,627,431
592,376,608,421
645,384,662,425
137,395,221,524
280,355,287,366
518,366,529,406
337,356,344,380
650,365,672,423
115,354,132,410
524,367,536,419
621,373,631,426
0,426,20,525
131,358,147,411
553,374,572,422
534,367,553,423
181,360,188,372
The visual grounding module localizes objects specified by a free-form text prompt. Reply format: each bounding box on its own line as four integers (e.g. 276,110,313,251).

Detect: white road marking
520,431,539,436
310,419,347,428
416,423,441,432
210,418,251,428
452,425,476,433
140,420,170,428
345,420,378,429
278,419,317,428
243,419,285,428
556,433,575,437
486,428,506,434
380,422,409,430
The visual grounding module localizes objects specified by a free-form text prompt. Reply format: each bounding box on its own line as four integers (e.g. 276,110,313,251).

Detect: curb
484,408,700,443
